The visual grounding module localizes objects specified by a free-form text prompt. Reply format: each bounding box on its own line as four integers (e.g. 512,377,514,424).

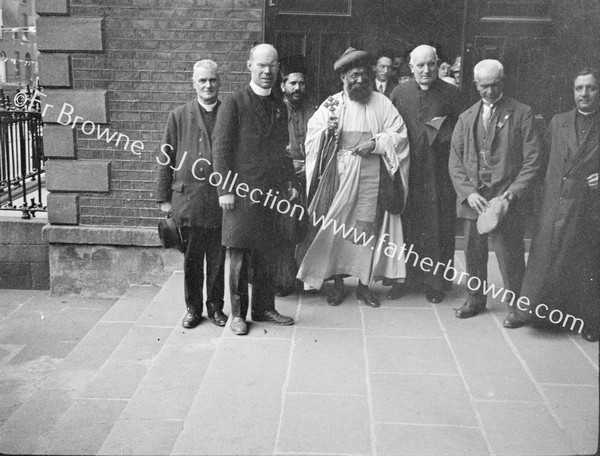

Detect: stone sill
43,224,161,247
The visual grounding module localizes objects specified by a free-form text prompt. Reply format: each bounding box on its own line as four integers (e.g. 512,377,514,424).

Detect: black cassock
390,79,460,292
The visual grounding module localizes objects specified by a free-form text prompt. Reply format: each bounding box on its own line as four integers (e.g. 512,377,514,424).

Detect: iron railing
0,85,46,219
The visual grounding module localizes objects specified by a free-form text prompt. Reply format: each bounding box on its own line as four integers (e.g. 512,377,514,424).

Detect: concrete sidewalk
0,253,598,455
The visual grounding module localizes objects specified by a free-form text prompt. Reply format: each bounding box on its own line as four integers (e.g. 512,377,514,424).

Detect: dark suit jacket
374,79,397,99
156,100,221,228
449,96,541,220
212,85,294,249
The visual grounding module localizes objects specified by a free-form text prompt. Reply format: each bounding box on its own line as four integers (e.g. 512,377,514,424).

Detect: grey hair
473,59,504,80
193,60,218,78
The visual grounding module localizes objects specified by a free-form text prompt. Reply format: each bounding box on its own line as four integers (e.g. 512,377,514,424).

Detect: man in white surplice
297,48,410,307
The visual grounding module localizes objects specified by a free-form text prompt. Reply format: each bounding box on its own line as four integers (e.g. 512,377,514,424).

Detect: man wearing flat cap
297,48,410,308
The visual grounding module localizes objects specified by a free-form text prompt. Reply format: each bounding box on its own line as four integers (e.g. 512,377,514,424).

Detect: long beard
348,82,372,104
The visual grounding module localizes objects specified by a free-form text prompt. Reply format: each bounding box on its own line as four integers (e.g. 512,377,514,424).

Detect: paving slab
99,418,184,456
366,335,457,375
35,397,128,455
371,372,477,427
363,307,443,338
542,384,600,455
287,326,366,395
172,337,290,455
375,423,490,456
504,324,599,385
276,392,371,455
0,388,76,454
435,304,544,402
476,400,576,455
101,284,160,322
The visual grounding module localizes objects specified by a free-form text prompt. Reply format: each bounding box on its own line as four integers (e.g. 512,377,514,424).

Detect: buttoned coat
449,96,541,219
212,85,294,249
156,100,221,228
519,109,599,324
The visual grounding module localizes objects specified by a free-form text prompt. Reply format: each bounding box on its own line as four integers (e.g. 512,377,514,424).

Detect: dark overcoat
156,100,221,228
449,96,541,220
212,85,294,249
519,109,600,325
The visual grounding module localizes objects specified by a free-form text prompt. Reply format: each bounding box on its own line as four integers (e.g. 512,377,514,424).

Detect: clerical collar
198,99,217,112
482,94,503,107
577,108,599,116
250,81,271,96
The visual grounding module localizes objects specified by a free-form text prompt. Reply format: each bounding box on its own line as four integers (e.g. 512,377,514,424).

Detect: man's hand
289,188,299,201
159,202,172,213
467,192,489,215
500,190,515,202
587,173,598,190
219,194,235,210
293,159,305,178
353,139,376,157
327,116,338,133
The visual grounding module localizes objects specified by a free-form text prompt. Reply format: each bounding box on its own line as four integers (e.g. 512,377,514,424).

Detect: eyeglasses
254,63,279,71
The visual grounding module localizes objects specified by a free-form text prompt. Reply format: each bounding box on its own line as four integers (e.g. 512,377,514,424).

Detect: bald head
247,44,279,89
409,45,439,88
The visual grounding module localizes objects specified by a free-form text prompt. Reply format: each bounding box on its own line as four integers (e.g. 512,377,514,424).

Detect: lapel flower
497,113,511,129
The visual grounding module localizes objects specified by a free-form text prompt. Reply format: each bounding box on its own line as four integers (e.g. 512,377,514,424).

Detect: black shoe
208,309,228,327
357,284,380,308
230,316,248,335
252,310,294,326
442,281,453,292
425,288,444,304
182,311,202,329
386,282,407,300
502,311,529,329
582,327,599,342
327,278,346,306
455,302,485,319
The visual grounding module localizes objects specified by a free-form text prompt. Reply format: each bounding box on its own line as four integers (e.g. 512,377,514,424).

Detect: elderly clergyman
449,59,541,324
389,44,460,304
297,48,410,308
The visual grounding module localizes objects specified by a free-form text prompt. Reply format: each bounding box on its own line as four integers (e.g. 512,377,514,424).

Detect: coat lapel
466,102,480,155
246,86,271,135
565,111,600,174
566,109,578,160
488,98,513,146
188,100,207,133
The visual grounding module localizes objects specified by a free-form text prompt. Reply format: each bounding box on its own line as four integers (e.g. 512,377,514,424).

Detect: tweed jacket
449,96,541,219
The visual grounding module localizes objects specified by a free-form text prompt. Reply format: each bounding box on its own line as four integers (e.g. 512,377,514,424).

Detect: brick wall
37,0,264,296
46,0,263,227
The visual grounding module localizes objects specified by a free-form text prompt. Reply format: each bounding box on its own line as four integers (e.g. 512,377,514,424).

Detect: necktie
482,102,493,131
379,83,384,93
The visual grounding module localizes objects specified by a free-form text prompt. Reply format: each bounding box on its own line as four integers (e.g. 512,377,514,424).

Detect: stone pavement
0,253,598,455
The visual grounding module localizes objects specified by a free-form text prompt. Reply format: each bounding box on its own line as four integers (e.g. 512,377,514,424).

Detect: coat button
562,176,567,181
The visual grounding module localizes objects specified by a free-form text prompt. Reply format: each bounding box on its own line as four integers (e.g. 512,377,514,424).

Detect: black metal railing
0,85,46,219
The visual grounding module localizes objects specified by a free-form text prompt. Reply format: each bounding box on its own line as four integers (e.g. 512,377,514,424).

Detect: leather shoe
230,316,248,335
208,309,228,327
455,302,485,319
425,288,444,304
582,327,599,342
327,279,346,306
182,311,202,329
252,310,294,326
502,311,529,329
386,282,407,300
357,285,380,308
